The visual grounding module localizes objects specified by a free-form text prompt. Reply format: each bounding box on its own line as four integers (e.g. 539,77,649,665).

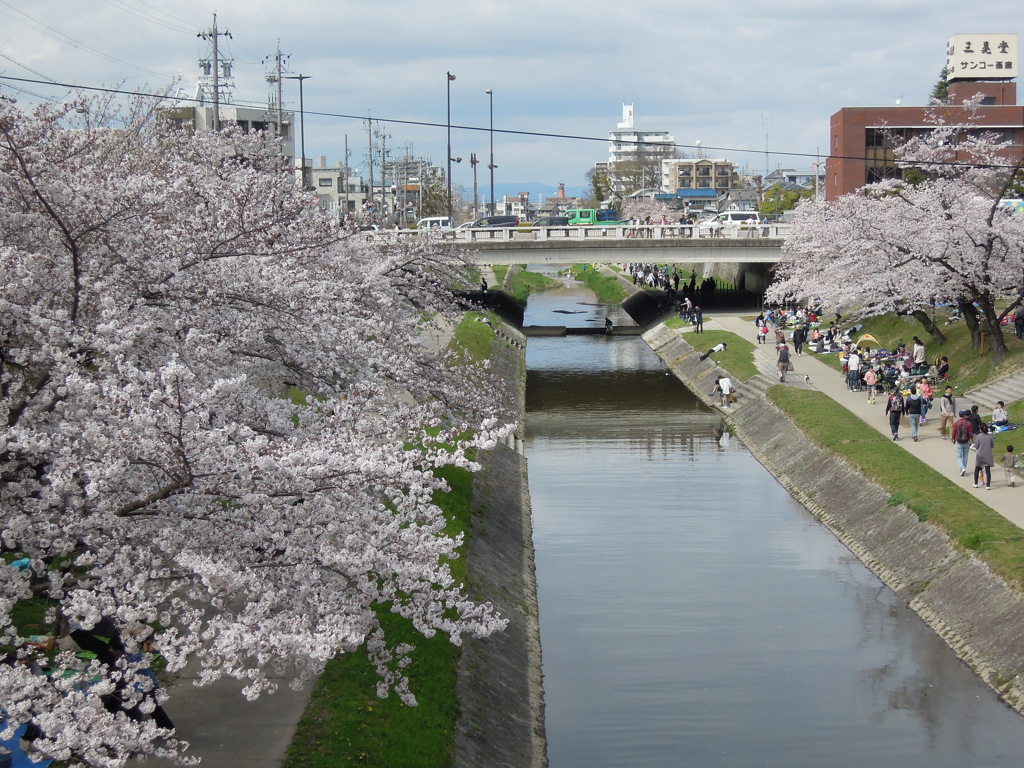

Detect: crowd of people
752,304,1021,489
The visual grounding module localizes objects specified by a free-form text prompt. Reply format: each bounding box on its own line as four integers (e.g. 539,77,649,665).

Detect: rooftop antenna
895,95,903,106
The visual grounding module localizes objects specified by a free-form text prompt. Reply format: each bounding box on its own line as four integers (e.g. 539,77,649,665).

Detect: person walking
972,424,995,490
938,385,956,438
905,386,924,441
864,368,878,404
846,350,861,391
792,324,806,356
776,342,791,382
885,387,905,440
967,405,984,440
917,377,933,423
951,410,974,477
1014,304,1024,342
1000,444,1018,488
693,306,704,333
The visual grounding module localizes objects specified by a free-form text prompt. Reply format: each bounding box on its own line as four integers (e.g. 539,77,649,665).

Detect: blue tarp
1,724,54,767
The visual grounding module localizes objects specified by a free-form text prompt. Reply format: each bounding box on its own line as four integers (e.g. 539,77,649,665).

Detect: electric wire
0,74,1020,173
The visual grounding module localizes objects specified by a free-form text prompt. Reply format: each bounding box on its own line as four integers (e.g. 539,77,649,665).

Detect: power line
99,0,195,34
0,74,1019,172
0,0,168,78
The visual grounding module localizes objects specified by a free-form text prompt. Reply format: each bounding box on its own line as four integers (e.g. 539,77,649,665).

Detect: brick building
826,34,1023,200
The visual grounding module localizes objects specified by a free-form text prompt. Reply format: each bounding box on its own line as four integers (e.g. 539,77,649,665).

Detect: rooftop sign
946,33,1018,81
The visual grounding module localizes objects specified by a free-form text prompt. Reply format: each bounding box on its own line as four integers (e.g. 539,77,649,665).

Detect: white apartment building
606,105,676,194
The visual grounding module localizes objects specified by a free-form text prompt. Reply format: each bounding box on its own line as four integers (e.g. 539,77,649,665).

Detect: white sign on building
945,33,1018,81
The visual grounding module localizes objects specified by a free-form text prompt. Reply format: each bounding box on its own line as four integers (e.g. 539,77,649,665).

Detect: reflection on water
526,329,1024,768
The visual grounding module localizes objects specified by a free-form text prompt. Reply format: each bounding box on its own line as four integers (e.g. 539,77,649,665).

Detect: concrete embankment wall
645,324,1024,715
455,325,548,768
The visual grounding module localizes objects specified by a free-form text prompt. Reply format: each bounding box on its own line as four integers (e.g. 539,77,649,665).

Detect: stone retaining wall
645,323,1024,715
455,325,548,768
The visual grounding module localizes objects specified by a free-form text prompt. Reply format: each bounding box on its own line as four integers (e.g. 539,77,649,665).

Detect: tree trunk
910,308,947,344
958,298,981,349
978,298,1008,363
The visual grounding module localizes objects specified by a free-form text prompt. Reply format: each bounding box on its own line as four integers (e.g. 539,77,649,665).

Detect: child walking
1000,445,1019,488
864,368,878,405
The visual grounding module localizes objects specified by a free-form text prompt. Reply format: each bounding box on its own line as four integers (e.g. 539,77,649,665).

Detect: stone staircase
964,371,1024,412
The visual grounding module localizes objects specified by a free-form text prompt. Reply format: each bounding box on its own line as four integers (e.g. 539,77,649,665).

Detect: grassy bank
284,315,498,768
567,264,626,304
662,324,759,383
766,386,1024,589
506,266,561,306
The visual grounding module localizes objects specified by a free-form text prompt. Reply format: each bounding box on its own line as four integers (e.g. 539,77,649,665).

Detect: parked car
466,215,520,228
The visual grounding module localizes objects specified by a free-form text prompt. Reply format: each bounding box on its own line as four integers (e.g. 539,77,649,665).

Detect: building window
318,178,334,187
865,128,886,148
866,165,902,184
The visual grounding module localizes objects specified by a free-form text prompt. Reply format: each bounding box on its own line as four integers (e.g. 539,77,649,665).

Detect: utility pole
377,125,391,223
366,118,374,219
284,74,311,188
342,134,349,221
263,41,288,137
198,14,231,131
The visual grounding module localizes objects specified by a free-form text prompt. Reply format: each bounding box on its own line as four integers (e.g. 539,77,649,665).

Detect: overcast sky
0,0,1019,194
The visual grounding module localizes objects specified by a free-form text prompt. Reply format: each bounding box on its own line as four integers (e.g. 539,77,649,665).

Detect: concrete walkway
700,312,1024,531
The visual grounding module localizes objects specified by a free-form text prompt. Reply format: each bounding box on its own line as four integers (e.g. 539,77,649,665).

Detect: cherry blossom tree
767,101,1024,360
620,198,675,224
0,90,510,766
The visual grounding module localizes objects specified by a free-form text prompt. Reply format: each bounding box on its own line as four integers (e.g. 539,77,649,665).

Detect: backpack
889,394,904,413
952,420,971,444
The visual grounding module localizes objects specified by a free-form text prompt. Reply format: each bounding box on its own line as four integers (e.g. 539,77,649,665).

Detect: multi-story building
310,159,370,218
662,158,743,195
605,105,676,194
826,34,1023,200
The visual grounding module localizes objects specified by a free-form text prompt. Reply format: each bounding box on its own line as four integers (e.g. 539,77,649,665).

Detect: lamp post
470,152,479,219
485,88,495,216
284,74,311,188
447,72,455,220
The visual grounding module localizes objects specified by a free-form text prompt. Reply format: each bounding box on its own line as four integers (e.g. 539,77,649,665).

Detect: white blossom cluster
0,90,511,765
768,98,1024,357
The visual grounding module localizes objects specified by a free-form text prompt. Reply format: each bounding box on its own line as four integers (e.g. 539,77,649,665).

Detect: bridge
376,223,791,265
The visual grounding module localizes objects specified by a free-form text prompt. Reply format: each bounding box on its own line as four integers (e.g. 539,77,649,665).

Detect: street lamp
284,74,312,188
447,72,455,220
485,88,496,216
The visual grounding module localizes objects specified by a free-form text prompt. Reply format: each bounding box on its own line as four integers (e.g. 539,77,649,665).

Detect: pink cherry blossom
0,89,511,765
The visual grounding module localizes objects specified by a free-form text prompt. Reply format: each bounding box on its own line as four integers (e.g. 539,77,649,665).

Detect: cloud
0,0,1017,193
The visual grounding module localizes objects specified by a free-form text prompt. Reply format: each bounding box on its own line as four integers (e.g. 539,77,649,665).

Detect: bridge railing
373,223,790,244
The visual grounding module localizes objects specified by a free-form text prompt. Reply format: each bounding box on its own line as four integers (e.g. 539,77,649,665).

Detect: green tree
758,183,813,217
930,67,949,103
584,165,612,207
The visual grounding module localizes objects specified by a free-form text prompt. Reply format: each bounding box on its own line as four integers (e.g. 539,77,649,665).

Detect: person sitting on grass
991,401,1010,428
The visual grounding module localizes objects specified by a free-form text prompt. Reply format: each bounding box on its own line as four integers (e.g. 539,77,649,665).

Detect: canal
523,273,1024,767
